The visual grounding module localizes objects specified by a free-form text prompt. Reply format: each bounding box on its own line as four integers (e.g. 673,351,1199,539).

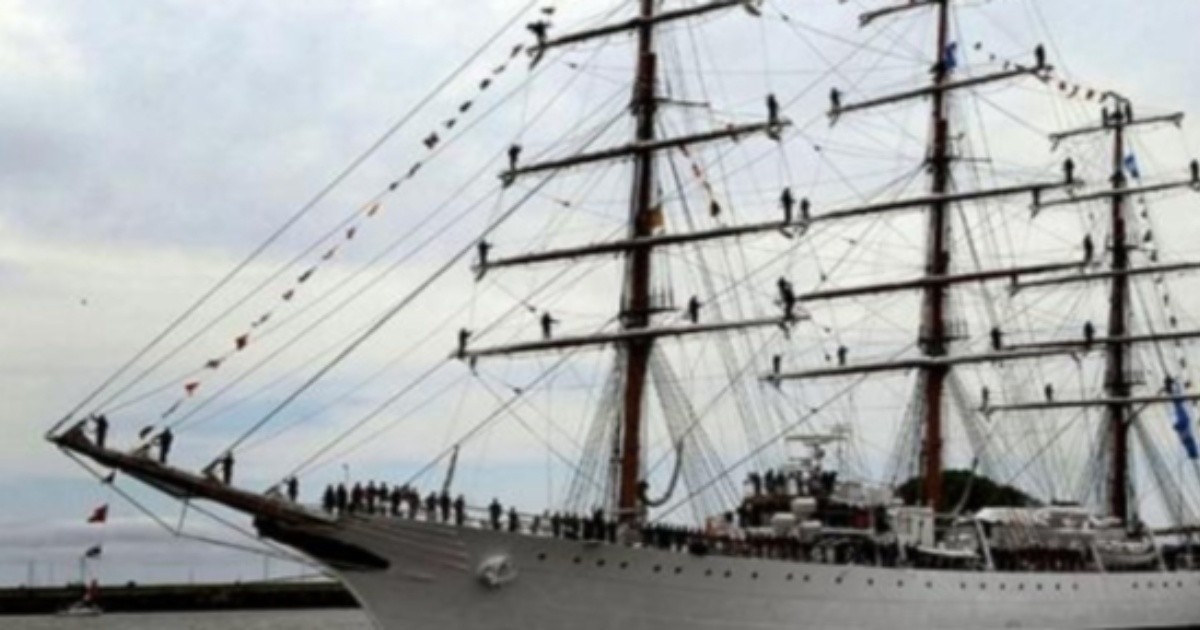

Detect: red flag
87,504,108,524
236,334,249,351
184,382,200,397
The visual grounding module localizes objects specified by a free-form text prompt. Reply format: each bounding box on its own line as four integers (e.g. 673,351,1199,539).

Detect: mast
1105,109,1131,524
1036,105,1192,521
617,0,659,523
919,0,953,511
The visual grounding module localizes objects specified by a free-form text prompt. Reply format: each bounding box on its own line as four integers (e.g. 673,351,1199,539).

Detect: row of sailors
320,483,467,521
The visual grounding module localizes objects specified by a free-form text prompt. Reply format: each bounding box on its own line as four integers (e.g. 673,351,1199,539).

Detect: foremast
469,0,788,525
617,0,660,524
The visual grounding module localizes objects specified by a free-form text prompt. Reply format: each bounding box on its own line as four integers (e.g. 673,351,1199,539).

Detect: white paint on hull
306,517,1200,630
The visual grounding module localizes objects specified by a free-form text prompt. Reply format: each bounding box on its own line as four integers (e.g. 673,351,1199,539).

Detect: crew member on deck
1044,383,1055,402
1063,158,1075,184
323,485,336,513
439,491,452,522
453,495,466,526
1034,44,1046,69
991,326,1003,351
747,471,762,496
390,486,402,516
829,88,842,113
489,498,503,530
687,296,702,324
837,345,848,367
1083,321,1096,347
1083,235,1094,264
508,507,520,533
800,197,811,222
1191,160,1199,186
425,492,438,521
157,428,174,465
286,476,299,502
540,312,559,339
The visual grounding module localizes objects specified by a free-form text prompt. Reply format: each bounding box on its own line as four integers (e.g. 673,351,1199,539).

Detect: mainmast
616,0,660,523
1105,113,1132,523
919,0,953,511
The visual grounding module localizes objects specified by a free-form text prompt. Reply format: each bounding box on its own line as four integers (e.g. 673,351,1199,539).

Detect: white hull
269,516,1200,630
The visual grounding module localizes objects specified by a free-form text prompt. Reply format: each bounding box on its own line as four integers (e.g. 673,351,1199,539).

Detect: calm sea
3,610,373,629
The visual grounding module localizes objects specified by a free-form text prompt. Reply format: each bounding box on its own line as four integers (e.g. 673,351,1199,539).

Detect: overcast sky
4,0,1200,587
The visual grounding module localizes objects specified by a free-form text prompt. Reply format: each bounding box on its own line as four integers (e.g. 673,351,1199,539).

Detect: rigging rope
50,0,545,436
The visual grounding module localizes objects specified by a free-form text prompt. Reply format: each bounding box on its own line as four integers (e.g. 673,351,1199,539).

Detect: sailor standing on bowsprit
92,414,109,449
220,452,234,485
157,428,174,464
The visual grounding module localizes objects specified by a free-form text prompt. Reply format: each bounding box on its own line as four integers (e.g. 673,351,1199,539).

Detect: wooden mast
919,0,953,511
617,0,659,523
1105,109,1131,524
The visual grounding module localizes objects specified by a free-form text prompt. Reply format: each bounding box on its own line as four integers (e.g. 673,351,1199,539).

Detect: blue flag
1170,382,1199,460
1124,153,1141,180
944,42,959,71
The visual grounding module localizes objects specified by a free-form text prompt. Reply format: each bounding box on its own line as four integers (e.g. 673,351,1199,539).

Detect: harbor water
3,610,373,629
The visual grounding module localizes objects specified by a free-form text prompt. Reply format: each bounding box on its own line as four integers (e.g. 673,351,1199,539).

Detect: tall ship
47,0,1200,628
